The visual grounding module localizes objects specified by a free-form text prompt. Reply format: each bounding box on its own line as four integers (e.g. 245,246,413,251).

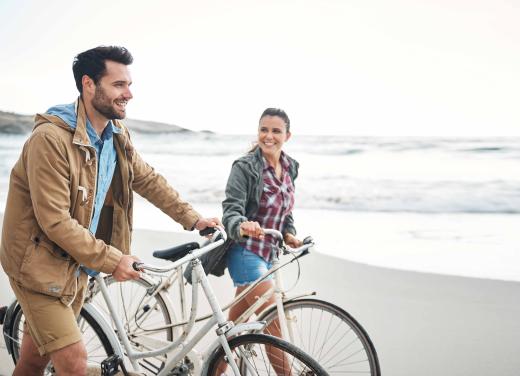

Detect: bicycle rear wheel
204,333,328,375
7,303,115,374
257,298,380,376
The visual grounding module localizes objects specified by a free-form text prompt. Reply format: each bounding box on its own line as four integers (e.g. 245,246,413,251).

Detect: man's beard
92,85,125,120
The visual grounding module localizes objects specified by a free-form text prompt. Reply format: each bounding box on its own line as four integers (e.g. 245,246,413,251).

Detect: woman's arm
282,212,303,247
222,162,251,241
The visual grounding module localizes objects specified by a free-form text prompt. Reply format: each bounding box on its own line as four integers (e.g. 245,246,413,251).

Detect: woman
222,107,303,332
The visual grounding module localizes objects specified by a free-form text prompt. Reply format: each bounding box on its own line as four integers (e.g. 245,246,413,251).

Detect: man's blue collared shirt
85,119,120,236
83,119,120,276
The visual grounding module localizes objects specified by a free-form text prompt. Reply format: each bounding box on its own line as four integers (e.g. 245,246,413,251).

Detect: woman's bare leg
220,280,290,375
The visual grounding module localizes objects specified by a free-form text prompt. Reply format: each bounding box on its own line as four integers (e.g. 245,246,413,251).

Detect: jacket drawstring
78,186,88,205
79,146,92,165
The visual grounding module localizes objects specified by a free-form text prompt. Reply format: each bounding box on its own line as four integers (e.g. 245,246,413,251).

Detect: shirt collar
262,151,290,172
85,119,121,147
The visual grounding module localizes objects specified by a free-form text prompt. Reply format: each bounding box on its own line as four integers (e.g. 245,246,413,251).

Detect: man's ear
82,75,95,96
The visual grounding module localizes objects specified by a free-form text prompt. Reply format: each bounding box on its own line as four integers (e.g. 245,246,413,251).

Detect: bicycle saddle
153,242,200,262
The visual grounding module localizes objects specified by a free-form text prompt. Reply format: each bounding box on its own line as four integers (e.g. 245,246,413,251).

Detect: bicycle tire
7,302,23,364
8,303,115,374
204,333,328,376
90,275,177,374
257,298,380,376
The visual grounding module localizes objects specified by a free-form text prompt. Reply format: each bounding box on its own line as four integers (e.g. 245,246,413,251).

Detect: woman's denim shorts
226,243,273,287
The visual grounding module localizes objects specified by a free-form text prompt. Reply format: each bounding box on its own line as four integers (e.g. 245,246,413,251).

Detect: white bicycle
85,228,380,375
2,228,328,375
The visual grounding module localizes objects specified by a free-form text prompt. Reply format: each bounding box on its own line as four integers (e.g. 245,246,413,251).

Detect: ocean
1,133,519,281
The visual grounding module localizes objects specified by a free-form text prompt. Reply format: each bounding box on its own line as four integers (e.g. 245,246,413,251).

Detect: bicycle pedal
101,354,129,376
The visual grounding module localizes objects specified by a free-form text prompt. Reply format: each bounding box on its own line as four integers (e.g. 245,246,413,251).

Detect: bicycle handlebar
262,228,283,240
262,229,315,255
131,226,314,273
132,226,227,273
199,227,217,237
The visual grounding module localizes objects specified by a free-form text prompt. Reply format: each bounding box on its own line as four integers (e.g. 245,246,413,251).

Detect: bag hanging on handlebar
183,239,231,284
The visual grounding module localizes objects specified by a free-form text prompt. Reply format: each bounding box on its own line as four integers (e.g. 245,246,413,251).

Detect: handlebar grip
199,227,217,236
132,262,143,271
303,236,314,245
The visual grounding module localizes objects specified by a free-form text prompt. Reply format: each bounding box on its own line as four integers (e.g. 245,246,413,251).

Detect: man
0,46,220,375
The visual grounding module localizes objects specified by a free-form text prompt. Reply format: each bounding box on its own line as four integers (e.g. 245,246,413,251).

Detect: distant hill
0,110,193,134
120,118,192,134
0,111,34,134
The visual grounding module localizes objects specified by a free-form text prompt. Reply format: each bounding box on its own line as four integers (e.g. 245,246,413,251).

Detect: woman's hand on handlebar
240,221,264,239
284,233,303,248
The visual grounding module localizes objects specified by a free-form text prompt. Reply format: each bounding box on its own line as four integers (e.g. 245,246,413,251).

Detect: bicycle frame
92,244,266,376
148,249,312,324
129,232,316,345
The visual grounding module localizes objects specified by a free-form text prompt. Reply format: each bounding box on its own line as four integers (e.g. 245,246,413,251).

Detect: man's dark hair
260,108,290,132
72,46,133,93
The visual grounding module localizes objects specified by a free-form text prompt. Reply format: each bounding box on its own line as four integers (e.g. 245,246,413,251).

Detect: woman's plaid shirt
243,152,295,261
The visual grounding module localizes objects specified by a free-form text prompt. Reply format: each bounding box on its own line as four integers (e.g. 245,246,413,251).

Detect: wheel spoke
259,299,380,375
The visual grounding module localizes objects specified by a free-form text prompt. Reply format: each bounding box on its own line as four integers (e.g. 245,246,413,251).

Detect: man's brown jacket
0,99,200,303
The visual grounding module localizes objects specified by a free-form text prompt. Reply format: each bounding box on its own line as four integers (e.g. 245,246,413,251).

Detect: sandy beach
1,213,520,376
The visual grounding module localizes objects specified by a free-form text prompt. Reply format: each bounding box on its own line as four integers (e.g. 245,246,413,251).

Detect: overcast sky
0,0,518,136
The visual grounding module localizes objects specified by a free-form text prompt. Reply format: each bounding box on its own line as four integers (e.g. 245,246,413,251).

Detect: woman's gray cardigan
222,147,299,242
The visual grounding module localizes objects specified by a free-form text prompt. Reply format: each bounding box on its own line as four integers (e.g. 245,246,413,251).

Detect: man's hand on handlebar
113,255,142,282
194,217,222,232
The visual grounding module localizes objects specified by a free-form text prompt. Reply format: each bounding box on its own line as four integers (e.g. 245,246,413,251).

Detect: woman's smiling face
257,115,291,159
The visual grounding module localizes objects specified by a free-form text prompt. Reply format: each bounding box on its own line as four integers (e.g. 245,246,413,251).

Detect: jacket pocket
19,235,75,298
260,185,281,208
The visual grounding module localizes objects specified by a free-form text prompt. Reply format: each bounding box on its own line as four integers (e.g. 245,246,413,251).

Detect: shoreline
130,203,520,283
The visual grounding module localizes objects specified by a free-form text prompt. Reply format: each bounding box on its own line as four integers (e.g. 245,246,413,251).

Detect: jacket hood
34,99,82,134
34,113,73,133
46,102,78,128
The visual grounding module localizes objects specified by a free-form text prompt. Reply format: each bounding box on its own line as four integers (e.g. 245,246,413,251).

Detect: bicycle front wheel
8,303,115,373
257,298,380,376
204,333,328,376
89,275,177,374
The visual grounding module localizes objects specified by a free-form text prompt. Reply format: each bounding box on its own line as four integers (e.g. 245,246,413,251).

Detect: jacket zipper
75,142,97,301
77,143,97,229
